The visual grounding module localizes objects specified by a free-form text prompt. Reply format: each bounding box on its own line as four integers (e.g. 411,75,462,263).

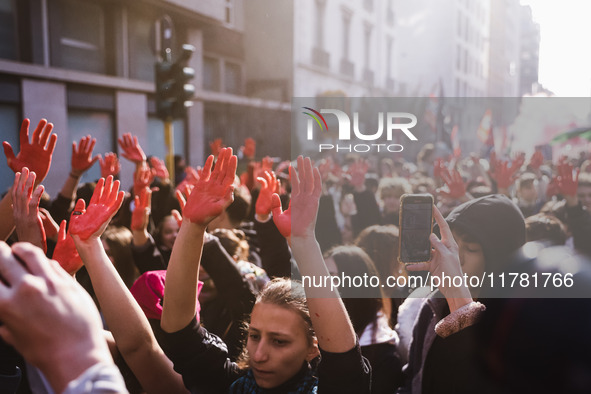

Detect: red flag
477,109,493,144
451,125,461,157
423,87,439,132
499,126,508,153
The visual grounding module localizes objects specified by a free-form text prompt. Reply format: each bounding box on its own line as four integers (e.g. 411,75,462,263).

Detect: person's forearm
445,295,475,314
161,221,206,333
76,237,187,393
497,187,511,198
565,194,578,208
0,193,15,240
77,238,157,356
45,342,114,394
14,219,45,251
255,218,293,278
59,172,81,202
291,235,356,353
132,229,150,247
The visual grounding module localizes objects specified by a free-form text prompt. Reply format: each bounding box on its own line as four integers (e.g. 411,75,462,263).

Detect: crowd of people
1,118,591,393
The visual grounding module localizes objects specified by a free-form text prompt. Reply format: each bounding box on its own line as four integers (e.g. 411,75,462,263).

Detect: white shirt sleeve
62,363,128,394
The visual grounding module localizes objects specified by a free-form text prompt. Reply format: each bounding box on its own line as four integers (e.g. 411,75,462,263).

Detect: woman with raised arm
160,152,370,393
68,175,187,394
397,194,526,394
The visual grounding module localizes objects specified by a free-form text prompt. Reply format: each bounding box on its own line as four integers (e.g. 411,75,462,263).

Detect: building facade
0,0,540,195
518,4,540,97
0,0,291,195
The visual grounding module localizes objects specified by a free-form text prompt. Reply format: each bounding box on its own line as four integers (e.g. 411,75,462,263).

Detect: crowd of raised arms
1,118,591,394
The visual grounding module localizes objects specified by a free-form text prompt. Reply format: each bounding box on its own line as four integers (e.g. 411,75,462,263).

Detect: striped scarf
229,366,317,394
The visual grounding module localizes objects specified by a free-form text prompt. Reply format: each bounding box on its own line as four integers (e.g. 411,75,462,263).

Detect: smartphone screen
398,194,434,264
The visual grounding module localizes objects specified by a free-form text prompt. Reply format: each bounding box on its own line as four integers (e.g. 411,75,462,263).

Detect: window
462,48,467,73
0,105,20,193
225,0,234,25
315,0,326,50
0,76,21,193
0,0,17,60
342,11,351,61
312,0,329,67
203,56,220,91
67,86,115,184
386,36,393,77
48,0,111,74
224,61,242,94
128,10,157,81
339,9,353,77
364,23,372,68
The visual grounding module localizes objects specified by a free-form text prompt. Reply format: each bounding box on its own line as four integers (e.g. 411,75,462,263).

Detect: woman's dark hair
325,245,390,341
355,226,404,325
102,225,138,288
210,228,249,261
153,215,176,249
355,225,401,282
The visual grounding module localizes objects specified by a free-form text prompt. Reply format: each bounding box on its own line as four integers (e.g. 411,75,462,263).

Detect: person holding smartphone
396,194,526,394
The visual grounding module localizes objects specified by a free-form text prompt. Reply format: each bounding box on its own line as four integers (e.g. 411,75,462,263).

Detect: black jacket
160,317,371,393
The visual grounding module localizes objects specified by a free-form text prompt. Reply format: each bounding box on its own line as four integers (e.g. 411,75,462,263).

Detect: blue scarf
229,364,317,394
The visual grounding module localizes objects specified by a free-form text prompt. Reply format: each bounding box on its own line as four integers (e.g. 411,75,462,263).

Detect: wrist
290,231,316,243
255,212,271,222
353,184,366,193
446,296,475,314
497,186,510,195
565,194,578,207
73,235,102,252
441,284,473,310
458,193,471,203
70,171,83,179
132,229,150,244
180,220,207,235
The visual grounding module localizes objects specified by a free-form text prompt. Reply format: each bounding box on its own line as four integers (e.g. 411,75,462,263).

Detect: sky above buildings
521,0,591,97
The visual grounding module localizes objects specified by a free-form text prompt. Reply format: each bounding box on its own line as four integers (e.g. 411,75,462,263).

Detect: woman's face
381,191,401,213
578,184,591,211
247,302,319,389
453,230,486,280
160,217,179,250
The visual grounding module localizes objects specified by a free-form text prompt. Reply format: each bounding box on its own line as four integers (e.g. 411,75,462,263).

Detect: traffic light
155,44,195,120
